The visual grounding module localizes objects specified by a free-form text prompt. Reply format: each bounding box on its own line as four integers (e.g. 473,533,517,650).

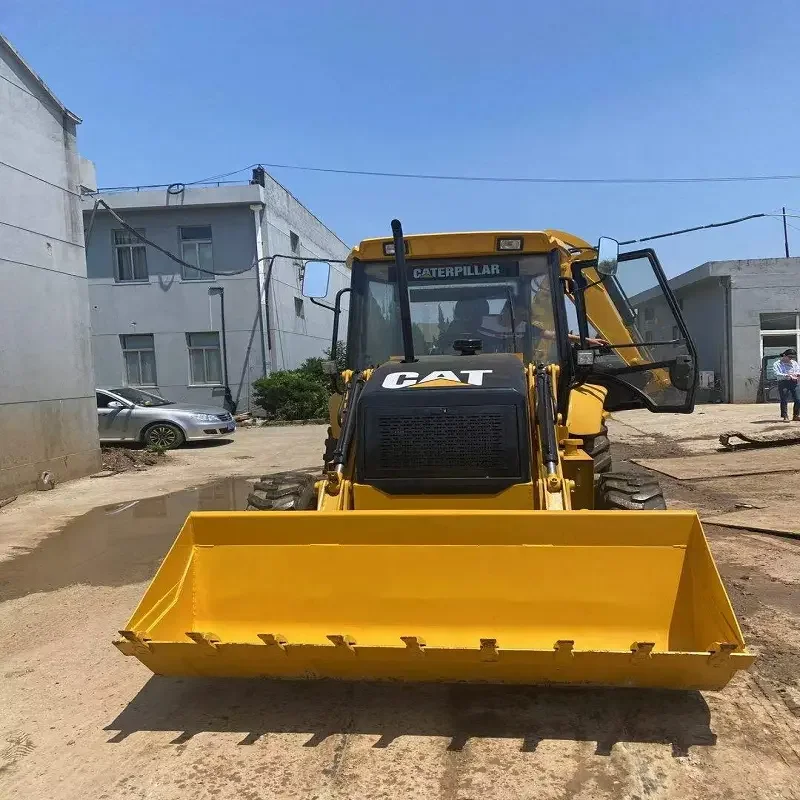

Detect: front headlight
191,413,219,423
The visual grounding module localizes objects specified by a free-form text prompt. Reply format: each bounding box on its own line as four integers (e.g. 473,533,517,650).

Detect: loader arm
547,229,655,368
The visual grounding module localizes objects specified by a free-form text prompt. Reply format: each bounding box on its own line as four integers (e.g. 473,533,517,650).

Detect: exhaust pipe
390,219,416,364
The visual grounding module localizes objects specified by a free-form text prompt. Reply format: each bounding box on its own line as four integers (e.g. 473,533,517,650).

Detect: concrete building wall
672,279,728,400
725,261,800,402
0,37,100,499
82,180,349,411
650,257,800,403
259,173,350,370
85,203,264,408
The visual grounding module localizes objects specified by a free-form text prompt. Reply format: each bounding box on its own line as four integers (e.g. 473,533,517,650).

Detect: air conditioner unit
699,371,715,389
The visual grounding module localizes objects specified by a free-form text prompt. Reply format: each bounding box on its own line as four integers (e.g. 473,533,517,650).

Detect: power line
618,213,769,246
86,198,255,277
85,197,347,280
258,161,800,186
0,158,80,196
184,164,257,186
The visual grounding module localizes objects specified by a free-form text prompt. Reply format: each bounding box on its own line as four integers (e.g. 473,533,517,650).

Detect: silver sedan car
96,387,236,449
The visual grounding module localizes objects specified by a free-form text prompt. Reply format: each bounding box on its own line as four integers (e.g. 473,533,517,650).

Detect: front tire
247,470,318,511
142,422,185,449
595,471,667,510
580,424,612,475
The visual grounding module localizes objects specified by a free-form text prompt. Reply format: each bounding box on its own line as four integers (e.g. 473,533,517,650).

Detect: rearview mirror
301,260,331,298
107,400,124,409
596,237,619,277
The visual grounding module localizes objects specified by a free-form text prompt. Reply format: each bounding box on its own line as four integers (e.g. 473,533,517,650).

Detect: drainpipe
250,202,269,376
721,276,732,402
208,287,235,413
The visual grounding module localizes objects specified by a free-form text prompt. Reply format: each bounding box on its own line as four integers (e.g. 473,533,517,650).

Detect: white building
0,34,100,499
82,170,350,411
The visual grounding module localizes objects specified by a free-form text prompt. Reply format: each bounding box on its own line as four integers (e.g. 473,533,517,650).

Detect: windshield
111,387,172,406
348,255,557,369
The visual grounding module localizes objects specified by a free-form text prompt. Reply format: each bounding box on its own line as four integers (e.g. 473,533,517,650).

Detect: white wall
0,38,100,498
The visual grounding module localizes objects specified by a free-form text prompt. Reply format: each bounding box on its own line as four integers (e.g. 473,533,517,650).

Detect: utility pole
783,206,790,257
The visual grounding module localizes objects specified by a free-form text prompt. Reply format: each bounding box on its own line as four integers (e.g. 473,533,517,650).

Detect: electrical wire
132,159,800,189
184,164,258,186
0,218,83,248
85,197,348,281
87,198,254,277
0,158,80,196
618,213,768,246
258,161,800,186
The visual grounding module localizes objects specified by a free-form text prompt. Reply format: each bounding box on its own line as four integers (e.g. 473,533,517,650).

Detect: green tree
252,348,348,421
324,341,348,372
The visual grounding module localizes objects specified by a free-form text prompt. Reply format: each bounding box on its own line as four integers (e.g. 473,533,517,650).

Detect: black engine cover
357,354,530,494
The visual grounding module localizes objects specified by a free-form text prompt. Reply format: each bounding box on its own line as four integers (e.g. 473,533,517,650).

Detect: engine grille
361,404,522,481
378,413,506,471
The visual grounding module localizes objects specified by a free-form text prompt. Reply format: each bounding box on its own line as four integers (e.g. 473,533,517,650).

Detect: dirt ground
1,413,800,800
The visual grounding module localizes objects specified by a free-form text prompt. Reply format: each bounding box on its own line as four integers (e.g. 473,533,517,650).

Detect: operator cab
302,228,697,416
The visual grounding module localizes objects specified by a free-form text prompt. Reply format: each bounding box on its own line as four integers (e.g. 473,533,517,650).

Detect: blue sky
5,0,800,276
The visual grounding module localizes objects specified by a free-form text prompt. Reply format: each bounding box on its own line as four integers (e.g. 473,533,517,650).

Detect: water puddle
0,478,253,603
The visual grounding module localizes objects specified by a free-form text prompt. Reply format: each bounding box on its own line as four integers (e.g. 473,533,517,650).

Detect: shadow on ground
106,678,716,757
181,439,235,450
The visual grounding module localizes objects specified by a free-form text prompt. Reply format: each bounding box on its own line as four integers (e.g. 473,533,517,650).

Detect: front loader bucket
115,510,754,690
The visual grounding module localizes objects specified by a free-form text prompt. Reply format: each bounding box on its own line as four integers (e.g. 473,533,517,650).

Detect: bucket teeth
708,642,737,666
630,641,655,663
258,633,288,652
480,638,499,661
186,631,220,648
400,635,426,654
327,634,357,652
114,630,151,655
554,640,575,662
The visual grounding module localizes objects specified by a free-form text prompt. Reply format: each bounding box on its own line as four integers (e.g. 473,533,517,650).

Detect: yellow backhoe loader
115,222,754,690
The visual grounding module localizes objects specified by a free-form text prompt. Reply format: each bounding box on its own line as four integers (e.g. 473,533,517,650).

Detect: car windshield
111,387,172,406
348,255,557,368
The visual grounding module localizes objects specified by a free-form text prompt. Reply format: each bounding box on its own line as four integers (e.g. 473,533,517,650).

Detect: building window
290,231,300,253
644,330,653,343
114,229,148,281
760,312,798,331
760,312,800,358
644,306,655,322
187,332,222,385
672,326,679,340
294,297,305,319
180,226,213,280
121,334,156,385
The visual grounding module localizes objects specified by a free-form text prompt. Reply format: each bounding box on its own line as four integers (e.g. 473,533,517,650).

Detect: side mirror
107,400,124,409
301,260,331,298
596,236,619,277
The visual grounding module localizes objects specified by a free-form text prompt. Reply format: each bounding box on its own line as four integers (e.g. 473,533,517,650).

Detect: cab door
574,249,697,413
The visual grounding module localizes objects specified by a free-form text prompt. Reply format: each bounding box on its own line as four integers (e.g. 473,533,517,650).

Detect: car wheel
143,423,185,449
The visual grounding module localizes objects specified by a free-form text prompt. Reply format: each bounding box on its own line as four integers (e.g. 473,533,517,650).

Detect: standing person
773,347,800,421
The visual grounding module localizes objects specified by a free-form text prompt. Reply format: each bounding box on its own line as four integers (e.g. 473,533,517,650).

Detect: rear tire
580,424,612,475
246,470,318,511
595,471,667,510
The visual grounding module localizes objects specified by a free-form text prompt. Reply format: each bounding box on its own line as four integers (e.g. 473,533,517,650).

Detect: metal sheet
632,449,800,480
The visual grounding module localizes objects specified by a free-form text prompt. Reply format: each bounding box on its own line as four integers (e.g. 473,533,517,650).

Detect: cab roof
348,229,593,265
